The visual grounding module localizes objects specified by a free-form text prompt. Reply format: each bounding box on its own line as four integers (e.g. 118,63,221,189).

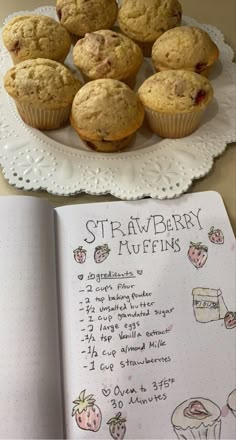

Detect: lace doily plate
0,6,235,199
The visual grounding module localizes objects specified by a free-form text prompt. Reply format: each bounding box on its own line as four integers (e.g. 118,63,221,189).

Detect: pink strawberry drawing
72,390,102,432
107,412,126,439
224,311,236,329
208,227,224,244
188,242,208,269
94,244,110,263
73,246,87,264
183,400,211,419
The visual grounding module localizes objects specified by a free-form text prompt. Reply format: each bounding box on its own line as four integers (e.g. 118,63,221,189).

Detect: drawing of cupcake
171,397,221,439
227,389,236,418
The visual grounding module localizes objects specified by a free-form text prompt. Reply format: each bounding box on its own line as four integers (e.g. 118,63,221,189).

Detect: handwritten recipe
55,193,236,439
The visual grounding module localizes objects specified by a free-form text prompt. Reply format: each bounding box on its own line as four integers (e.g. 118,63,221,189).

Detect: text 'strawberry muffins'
152,26,219,76
118,0,182,57
56,0,118,40
73,30,143,87
70,79,144,153
171,398,222,439
138,70,214,138
4,58,81,130
2,15,71,64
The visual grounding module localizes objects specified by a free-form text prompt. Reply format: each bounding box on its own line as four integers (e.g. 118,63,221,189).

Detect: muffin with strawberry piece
4,58,81,130
70,79,144,152
56,0,118,42
73,30,143,88
152,26,219,77
2,15,71,64
138,70,213,138
118,0,182,57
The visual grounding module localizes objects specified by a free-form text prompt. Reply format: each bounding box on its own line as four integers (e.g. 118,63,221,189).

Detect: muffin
70,79,144,152
227,390,236,417
138,70,214,138
4,58,81,130
2,15,71,65
56,0,118,41
73,30,143,87
171,398,222,439
117,0,182,57
152,26,219,76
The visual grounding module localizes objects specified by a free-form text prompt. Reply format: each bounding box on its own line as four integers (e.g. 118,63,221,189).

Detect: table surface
0,0,236,233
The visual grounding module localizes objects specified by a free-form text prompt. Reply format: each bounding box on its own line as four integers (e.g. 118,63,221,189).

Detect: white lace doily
0,6,235,199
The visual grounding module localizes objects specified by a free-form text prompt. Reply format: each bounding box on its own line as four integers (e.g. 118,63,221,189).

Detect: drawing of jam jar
192,288,228,323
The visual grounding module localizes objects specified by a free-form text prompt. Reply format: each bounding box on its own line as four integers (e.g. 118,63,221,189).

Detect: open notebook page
0,196,63,439
55,191,236,439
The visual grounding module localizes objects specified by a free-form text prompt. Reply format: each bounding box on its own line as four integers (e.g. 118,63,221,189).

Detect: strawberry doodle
107,412,127,439
208,227,224,244
72,390,102,432
94,244,110,263
73,246,87,264
224,311,236,329
188,242,208,269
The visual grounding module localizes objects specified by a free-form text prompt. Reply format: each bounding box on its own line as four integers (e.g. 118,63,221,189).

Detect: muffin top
2,15,71,62
71,79,144,141
4,58,81,108
228,390,236,412
152,26,219,73
73,30,143,80
56,0,118,36
171,398,221,430
138,70,213,113
118,0,182,43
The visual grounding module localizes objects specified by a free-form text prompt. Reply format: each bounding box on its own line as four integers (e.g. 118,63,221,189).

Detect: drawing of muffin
227,389,236,418
171,397,221,439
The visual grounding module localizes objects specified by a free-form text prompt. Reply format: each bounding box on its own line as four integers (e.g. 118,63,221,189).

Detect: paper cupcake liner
174,420,221,439
144,107,206,138
15,102,71,130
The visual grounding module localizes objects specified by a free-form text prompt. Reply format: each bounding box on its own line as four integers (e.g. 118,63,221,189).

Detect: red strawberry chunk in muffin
195,89,207,105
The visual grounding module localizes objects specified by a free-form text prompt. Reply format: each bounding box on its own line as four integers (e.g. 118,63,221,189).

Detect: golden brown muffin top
73,30,143,80
118,0,182,43
152,26,219,73
56,0,118,36
4,58,81,109
71,79,144,140
2,15,71,62
138,70,213,113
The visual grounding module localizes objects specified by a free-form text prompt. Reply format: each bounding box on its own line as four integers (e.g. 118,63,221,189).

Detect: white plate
0,6,236,199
